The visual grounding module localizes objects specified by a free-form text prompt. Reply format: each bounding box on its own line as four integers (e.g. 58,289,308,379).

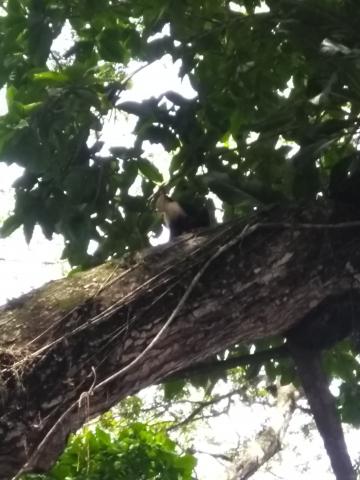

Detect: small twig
191,448,233,462
121,61,152,88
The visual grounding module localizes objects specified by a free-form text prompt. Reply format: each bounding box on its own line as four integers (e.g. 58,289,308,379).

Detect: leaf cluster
1,0,360,265
22,419,196,480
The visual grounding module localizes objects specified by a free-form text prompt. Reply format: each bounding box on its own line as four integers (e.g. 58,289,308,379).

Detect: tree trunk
289,345,356,480
1,207,359,479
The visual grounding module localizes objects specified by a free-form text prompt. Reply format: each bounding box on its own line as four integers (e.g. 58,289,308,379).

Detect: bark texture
1,207,360,479
230,384,297,480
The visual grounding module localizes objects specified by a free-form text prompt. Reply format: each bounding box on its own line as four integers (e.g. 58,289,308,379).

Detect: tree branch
229,384,297,480
288,343,356,480
165,345,288,382
1,209,360,478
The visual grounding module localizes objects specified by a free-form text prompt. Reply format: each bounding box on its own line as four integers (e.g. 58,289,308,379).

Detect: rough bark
1,207,360,479
229,384,297,480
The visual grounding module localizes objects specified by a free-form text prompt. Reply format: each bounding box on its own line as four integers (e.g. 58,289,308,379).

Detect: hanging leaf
97,28,128,63
137,158,163,183
0,214,22,237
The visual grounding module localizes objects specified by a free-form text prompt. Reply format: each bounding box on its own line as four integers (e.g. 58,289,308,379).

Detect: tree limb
288,343,356,480
1,209,360,478
165,345,288,382
229,384,297,480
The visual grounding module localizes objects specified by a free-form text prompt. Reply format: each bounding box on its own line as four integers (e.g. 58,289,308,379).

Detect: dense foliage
23,416,196,480
1,0,360,266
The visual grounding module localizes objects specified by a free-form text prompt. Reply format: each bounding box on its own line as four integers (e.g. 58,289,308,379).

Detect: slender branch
190,448,232,463
167,388,246,431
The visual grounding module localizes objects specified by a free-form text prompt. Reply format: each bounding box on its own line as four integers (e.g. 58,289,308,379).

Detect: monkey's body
155,190,211,238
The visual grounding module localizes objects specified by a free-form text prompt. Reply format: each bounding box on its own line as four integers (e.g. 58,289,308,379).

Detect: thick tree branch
1,209,360,478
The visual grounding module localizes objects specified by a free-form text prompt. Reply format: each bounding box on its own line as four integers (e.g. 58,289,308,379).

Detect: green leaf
121,194,146,212
138,125,179,150
63,167,99,204
20,101,43,113
0,214,22,237
32,71,70,84
163,379,187,400
137,158,163,183
117,160,138,190
6,85,17,109
340,383,360,426
97,28,128,62
23,216,35,244
169,152,184,174
206,176,257,204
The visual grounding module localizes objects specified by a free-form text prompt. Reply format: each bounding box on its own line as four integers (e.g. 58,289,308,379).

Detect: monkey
154,187,212,238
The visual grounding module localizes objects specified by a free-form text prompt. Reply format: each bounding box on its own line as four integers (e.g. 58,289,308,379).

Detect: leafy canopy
1,0,360,266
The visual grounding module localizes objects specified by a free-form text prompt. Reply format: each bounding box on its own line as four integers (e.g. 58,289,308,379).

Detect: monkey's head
150,186,171,213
